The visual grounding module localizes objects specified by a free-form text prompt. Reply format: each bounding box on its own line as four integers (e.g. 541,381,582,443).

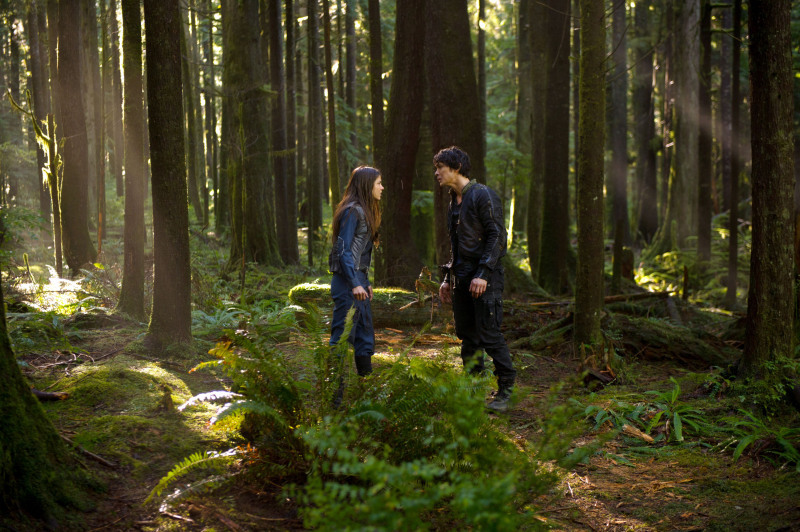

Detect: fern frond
146,448,240,502
178,390,244,412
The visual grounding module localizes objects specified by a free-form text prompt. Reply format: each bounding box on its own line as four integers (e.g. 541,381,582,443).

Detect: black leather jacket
329,203,373,289
443,181,506,282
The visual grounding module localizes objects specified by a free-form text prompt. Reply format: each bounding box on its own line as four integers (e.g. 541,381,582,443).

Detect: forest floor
10,291,800,532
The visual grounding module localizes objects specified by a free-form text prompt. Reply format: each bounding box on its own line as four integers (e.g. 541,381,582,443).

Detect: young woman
328,166,383,380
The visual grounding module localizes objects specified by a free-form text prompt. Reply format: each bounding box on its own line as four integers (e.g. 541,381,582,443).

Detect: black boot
355,356,373,376
487,378,514,413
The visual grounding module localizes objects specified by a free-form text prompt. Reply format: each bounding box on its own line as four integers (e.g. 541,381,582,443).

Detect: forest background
0,0,799,530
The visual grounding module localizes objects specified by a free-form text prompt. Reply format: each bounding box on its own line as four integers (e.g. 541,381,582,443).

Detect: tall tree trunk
696,0,712,262
181,6,204,222
223,0,281,267
574,0,605,345
144,0,192,347
367,0,383,167
526,0,546,282
28,0,52,218
741,0,794,383
284,0,298,259
608,0,628,294
345,0,356,163
538,0,571,295
117,0,146,319
321,0,340,206
80,0,99,228
426,0,484,267
633,0,657,245
100,0,111,239
724,0,742,309
306,0,323,266
514,0,532,242
204,0,219,233
85,0,105,250
267,0,296,263
377,0,426,287
58,0,97,271
110,0,124,197
189,0,209,226
477,0,486,176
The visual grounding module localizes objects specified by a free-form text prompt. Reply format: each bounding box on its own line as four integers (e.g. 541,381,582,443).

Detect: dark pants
452,270,516,383
330,271,374,359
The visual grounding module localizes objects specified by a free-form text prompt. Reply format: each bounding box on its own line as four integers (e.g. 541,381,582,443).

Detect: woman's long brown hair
331,166,382,244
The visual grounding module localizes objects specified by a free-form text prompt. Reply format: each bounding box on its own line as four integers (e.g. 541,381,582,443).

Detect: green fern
146,448,240,503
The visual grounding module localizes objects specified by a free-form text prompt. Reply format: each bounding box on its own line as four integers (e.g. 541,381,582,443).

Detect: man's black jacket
444,180,507,282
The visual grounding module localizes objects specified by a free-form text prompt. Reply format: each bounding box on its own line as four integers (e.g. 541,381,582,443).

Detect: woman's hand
353,285,368,301
367,286,374,300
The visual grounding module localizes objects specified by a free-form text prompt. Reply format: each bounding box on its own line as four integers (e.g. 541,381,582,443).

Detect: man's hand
439,281,452,304
353,285,368,301
469,277,487,298
367,286,374,300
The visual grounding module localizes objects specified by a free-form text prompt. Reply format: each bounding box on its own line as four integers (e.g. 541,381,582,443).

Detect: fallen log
528,290,673,308
31,388,69,401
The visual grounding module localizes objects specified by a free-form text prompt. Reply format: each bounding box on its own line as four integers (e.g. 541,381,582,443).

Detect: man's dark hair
433,146,471,178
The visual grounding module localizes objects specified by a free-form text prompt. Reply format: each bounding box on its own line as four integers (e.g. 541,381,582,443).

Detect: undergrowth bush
153,301,587,530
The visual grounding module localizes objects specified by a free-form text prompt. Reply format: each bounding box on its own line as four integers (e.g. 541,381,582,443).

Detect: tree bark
741,0,794,383
632,0,657,245
58,0,97,271
28,0,52,219
377,0,426,287
181,6,204,223
117,0,146,320
574,0,606,345
284,0,299,259
306,0,323,266
426,0,484,267
696,0,712,262
144,0,192,346
724,0,742,309
267,0,296,264
538,0,571,295
321,0,341,206
367,0,384,167
526,0,546,282
110,0,124,197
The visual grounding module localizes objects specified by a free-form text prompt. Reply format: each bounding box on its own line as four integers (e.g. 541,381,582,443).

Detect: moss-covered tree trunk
426,0,484,267
117,0,146,320
0,267,77,524
574,0,605,345
57,0,97,271
741,0,794,382
376,0,425,287
144,0,192,347
28,0,52,219
537,0,571,295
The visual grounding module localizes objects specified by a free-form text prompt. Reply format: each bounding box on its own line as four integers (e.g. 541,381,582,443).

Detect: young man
435,146,516,412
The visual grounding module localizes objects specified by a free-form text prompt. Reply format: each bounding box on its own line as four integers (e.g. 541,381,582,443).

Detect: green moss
288,283,416,306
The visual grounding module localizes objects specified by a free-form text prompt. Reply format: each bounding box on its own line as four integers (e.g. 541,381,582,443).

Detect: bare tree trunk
526,0,546,282
321,0,340,206
696,0,712,262
377,0,426,287
306,0,323,266
284,0,299,260
144,0,192,347
574,0,605,345
110,0,124,197
28,0,52,218
181,5,204,222
633,0,657,245
58,0,97,271
742,0,794,385
608,0,628,294
724,0,742,309
367,0,383,167
117,0,146,319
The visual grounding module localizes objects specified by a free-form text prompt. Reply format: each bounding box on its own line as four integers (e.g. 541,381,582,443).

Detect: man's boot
486,378,514,413
355,356,373,377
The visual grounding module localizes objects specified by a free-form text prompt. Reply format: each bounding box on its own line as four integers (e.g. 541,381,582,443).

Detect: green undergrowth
38,351,233,481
